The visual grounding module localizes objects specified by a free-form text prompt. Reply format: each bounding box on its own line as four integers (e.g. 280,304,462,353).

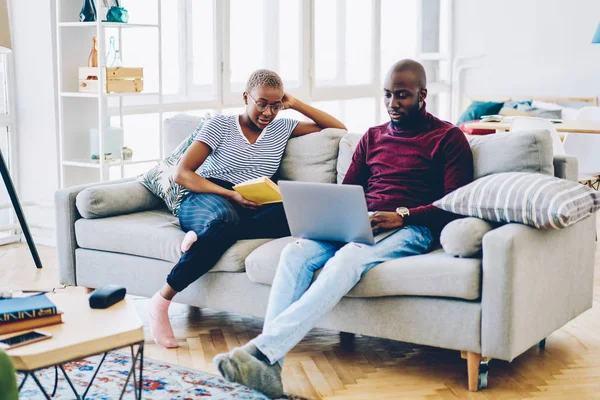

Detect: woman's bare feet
149,292,179,348
181,231,198,253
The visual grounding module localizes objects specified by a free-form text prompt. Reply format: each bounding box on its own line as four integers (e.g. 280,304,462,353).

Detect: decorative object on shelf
112,50,123,67
79,67,144,93
106,36,117,67
103,0,129,23
91,153,114,161
106,7,129,23
121,146,133,161
79,0,97,22
593,22,600,43
90,123,124,161
87,36,99,68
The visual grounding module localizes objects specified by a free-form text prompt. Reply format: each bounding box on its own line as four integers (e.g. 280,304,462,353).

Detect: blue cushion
456,101,504,125
504,100,532,109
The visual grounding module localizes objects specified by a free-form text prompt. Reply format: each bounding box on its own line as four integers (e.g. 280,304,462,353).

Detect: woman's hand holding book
227,191,262,210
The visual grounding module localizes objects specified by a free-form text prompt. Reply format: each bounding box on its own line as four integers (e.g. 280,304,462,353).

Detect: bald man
214,60,474,398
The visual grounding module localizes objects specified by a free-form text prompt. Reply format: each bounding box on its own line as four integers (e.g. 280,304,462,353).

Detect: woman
150,69,347,348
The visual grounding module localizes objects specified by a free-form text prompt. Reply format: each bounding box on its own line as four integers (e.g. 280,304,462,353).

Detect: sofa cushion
163,113,212,155
440,217,496,258
338,130,555,183
467,129,554,179
278,128,347,183
457,101,504,126
75,208,272,271
434,172,600,230
76,180,163,219
138,119,209,216
245,237,482,300
337,133,362,184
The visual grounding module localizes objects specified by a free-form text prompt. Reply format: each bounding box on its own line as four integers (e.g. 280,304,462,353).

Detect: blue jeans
252,225,434,364
166,190,290,292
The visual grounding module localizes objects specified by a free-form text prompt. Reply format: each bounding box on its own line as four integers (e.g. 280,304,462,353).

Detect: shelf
60,92,159,98
62,158,160,169
60,92,99,98
59,22,159,29
106,92,159,98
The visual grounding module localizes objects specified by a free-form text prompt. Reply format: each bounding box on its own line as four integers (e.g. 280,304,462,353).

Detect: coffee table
3,288,145,399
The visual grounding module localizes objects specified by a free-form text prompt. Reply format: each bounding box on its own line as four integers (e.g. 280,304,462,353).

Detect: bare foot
181,231,198,253
149,292,179,348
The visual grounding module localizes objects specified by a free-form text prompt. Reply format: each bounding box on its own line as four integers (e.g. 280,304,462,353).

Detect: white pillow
531,100,563,111
440,218,496,258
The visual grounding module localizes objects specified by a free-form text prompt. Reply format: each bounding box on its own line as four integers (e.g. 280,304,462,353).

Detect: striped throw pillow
433,172,600,229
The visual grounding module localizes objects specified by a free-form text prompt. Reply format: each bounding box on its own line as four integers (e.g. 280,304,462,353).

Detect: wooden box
78,67,144,93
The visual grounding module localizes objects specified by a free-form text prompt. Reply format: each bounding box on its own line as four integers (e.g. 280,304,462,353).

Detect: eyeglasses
247,93,284,113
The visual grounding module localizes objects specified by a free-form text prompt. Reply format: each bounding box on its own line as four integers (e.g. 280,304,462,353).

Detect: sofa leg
466,352,490,391
84,287,95,294
339,332,355,351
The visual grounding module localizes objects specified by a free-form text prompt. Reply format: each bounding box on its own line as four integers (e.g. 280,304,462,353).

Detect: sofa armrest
480,216,595,361
54,178,134,286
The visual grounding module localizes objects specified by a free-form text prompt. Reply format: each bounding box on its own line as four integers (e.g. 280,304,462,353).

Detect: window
105,0,453,154
0,55,7,115
314,0,374,87
0,53,16,239
225,0,303,100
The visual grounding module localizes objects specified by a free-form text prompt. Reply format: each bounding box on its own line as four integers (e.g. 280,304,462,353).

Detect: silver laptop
278,181,399,245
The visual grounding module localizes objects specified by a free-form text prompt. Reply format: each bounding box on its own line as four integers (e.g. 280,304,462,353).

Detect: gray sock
214,346,283,399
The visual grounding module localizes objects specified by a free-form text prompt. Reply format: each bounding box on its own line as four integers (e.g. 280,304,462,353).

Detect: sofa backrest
163,114,577,185
163,114,209,155
163,113,347,183
336,130,577,183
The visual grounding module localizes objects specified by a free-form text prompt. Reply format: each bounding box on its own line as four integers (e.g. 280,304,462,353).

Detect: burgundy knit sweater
342,105,474,236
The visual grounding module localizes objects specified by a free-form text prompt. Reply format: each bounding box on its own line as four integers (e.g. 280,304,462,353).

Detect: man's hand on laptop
369,211,404,231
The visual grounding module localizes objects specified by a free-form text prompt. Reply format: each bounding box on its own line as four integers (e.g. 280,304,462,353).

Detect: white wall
9,0,58,245
454,0,600,102
4,0,600,246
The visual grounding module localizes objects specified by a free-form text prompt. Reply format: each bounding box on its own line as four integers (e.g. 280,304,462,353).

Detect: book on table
233,177,282,204
0,312,63,335
0,294,58,323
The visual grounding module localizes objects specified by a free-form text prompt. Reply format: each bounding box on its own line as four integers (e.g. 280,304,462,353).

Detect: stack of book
0,294,63,335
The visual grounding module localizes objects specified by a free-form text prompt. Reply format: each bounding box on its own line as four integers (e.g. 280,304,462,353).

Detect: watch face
397,207,409,216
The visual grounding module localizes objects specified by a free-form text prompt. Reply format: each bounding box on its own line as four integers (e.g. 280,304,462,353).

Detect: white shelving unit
55,0,163,188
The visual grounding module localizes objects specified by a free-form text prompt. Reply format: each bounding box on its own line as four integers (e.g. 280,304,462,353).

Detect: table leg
82,351,108,399
51,365,58,397
138,343,144,399
30,372,52,400
17,372,29,392
119,343,142,400
59,364,81,399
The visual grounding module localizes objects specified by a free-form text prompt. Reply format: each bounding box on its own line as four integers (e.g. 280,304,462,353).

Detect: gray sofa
55,115,596,392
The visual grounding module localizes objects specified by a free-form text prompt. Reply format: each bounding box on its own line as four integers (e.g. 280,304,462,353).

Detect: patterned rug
18,350,305,399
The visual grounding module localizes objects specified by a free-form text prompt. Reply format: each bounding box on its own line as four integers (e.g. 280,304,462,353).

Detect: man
214,60,474,398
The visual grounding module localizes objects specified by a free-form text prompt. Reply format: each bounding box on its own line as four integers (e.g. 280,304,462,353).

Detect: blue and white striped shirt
194,114,299,185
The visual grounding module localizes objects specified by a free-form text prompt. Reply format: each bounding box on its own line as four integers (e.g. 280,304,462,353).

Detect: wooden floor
2,241,600,399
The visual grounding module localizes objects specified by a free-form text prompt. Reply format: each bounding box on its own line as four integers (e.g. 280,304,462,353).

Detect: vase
88,36,99,68
106,6,129,23
106,36,117,67
79,0,97,22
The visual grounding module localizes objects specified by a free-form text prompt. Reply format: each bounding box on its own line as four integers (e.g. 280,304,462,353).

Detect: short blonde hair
245,69,284,93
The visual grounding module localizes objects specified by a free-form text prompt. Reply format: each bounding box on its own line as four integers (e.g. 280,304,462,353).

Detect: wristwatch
396,207,410,218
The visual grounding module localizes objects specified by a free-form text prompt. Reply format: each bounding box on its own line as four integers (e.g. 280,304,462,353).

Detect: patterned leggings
166,189,290,292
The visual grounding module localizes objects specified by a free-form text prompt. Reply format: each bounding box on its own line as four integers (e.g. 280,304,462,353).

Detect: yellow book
233,177,282,204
